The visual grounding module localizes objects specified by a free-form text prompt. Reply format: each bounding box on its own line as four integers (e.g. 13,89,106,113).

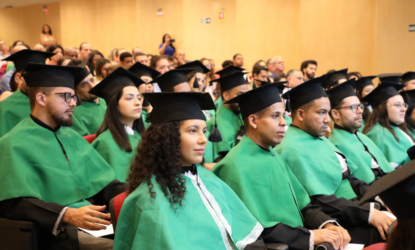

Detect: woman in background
159,34,175,56
40,24,56,47
46,44,63,65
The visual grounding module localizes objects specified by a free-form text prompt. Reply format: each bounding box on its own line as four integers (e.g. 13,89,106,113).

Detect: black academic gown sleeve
86,180,126,207
347,175,370,198
261,223,311,250
310,195,371,226
302,203,335,229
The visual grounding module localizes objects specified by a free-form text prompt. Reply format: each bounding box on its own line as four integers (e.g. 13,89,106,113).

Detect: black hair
162,34,176,52
86,50,104,76
252,65,268,76
42,24,52,35
222,60,233,68
233,54,242,60
46,44,64,54
120,52,133,62
300,60,318,72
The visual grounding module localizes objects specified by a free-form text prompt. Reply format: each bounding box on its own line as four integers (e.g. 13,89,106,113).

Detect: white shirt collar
124,125,134,135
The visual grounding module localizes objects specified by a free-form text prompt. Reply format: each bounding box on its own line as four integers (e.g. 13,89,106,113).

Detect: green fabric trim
213,136,309,228
275,126,357,199
71,98,107,136
0,117,116,207
92,129,141,182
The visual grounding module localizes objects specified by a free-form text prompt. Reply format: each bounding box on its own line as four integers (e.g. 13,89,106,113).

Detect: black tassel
142,98,150,107
406,92,411,104
285,93,291,113
208,123,222,142
193,76,200,89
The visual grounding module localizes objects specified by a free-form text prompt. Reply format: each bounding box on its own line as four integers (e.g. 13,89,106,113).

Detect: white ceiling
0,0,60,8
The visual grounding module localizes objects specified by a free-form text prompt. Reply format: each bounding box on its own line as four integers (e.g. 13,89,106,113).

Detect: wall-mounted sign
409,24,415,32
201,18,211,24
157,8,164,16
218,9,225,22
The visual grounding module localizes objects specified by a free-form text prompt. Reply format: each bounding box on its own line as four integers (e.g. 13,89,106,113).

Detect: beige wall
0,0,414,76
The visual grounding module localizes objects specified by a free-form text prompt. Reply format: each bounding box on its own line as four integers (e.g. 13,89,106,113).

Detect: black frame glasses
43,92,77,104
336,104,364,113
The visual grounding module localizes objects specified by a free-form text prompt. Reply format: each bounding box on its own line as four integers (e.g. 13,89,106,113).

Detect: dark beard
51,112,73,127
306,72,314,80
230,103,240,115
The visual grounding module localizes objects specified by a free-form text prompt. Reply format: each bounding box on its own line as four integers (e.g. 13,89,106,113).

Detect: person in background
201,57,215,83
273,56,285,77
300,60,318,81
209,59,216,73
39,24,56,47
119,52,134,70
0,40,10,59
57,56,71,66
132,47,141,55
159,34,175,56
86,50,104,76
79,42,92,61
33,43,45,52
222,59,233,69
267,57,277,79
95,58,111,82
233,53,244,67
252,65,269,88
168,56,178,70
109,48,118,65
147,54,153,62
46,44,64,65
286,69,304,90
0,43,30,93
64,47,78,59
133,52,149,66
0,71,21,102
115,48,127,64
347,72,362,81
402,71,415,91
176,49,186,65
273,74,287,83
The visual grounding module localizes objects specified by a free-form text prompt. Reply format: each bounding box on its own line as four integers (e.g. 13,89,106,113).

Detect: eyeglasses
43,92,77,104
388,103,408,109
336,104,364,113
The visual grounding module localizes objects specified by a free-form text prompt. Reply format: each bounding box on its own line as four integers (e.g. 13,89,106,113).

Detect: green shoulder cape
364,123,413,168
285,115,292,127
214,96,223,109
141,109,151,128
0,90,30,138
204,130,215,163
0,117,116,208
114,165,263,250
275,126,357,199
92,129,141,182
72,98,107,136
329,128,394,184
213,136,309,228
207,104,243,159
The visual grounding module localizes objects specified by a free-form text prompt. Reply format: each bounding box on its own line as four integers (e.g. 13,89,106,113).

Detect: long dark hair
386,218,415,250
363,100,413,142
162,34,175,51
87,50,104,76
42,24,52,35
127,121,186,208
46,44,63,54
96,88,145,152
405,104,415,133
95,58,110,80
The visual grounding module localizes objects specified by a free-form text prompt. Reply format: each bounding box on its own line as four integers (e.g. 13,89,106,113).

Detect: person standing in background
39,24,57,47
159,34,175,56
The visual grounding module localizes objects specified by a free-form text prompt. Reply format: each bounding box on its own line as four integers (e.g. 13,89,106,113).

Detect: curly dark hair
127,121,186,208
386,217,415,250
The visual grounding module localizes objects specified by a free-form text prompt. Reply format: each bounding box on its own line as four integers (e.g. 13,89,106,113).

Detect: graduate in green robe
90,67,146,182
70,65,107,135
362,82,414,169
275,76,394,245
114,92,265,250
0,63,125,249
327,80,394,184
401,88,415,138
128,62,161,128
214,83,350,250
325,68,348,89
0,50,54,137
355,76,377,132
207,72,249,161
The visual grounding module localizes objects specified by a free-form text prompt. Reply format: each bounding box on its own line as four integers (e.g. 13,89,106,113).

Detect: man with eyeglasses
71,65,107,136
0,63,125,250
0,50,55,137
275,76,394,245
327,79,395,185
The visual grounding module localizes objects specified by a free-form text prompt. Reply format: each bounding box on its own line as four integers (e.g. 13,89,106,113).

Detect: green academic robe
358,120,365,132
207,104,243,160
214,96,223,109
204,130,215,163
329,127,394,184
213,136,309,228
141,109,151,128
92,129,141,182
0,90,30,138
365,123,413,168
0,117,116,208
275,126,358,200
114,165,263,250
71,98,107,136
285,115,292,127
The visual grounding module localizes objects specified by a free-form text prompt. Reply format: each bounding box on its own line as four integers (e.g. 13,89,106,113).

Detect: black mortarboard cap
129,62,161,79
143,92,216,125
74,67,91,87
176,60,210,74
355,76,376,93
401,89,415,105
3,50,55,72
282,76,328,111
210,72,247,92
359,160,415,220
215,66,245,78
326,79,357,108
225,83,283,120
379,73,402,85
361,82,404,108
22,63,82,89
402,71,415,84
275,81,288,94
150,68,194,92
89,67,145,104
326,69,348,88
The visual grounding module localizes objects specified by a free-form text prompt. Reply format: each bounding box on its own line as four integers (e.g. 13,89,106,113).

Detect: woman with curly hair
89,67,146,182
362,82,414,168
114,92,265,250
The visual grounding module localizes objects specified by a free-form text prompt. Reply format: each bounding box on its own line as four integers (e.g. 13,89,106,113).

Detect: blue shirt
0,67,15,92
159,44,175,56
